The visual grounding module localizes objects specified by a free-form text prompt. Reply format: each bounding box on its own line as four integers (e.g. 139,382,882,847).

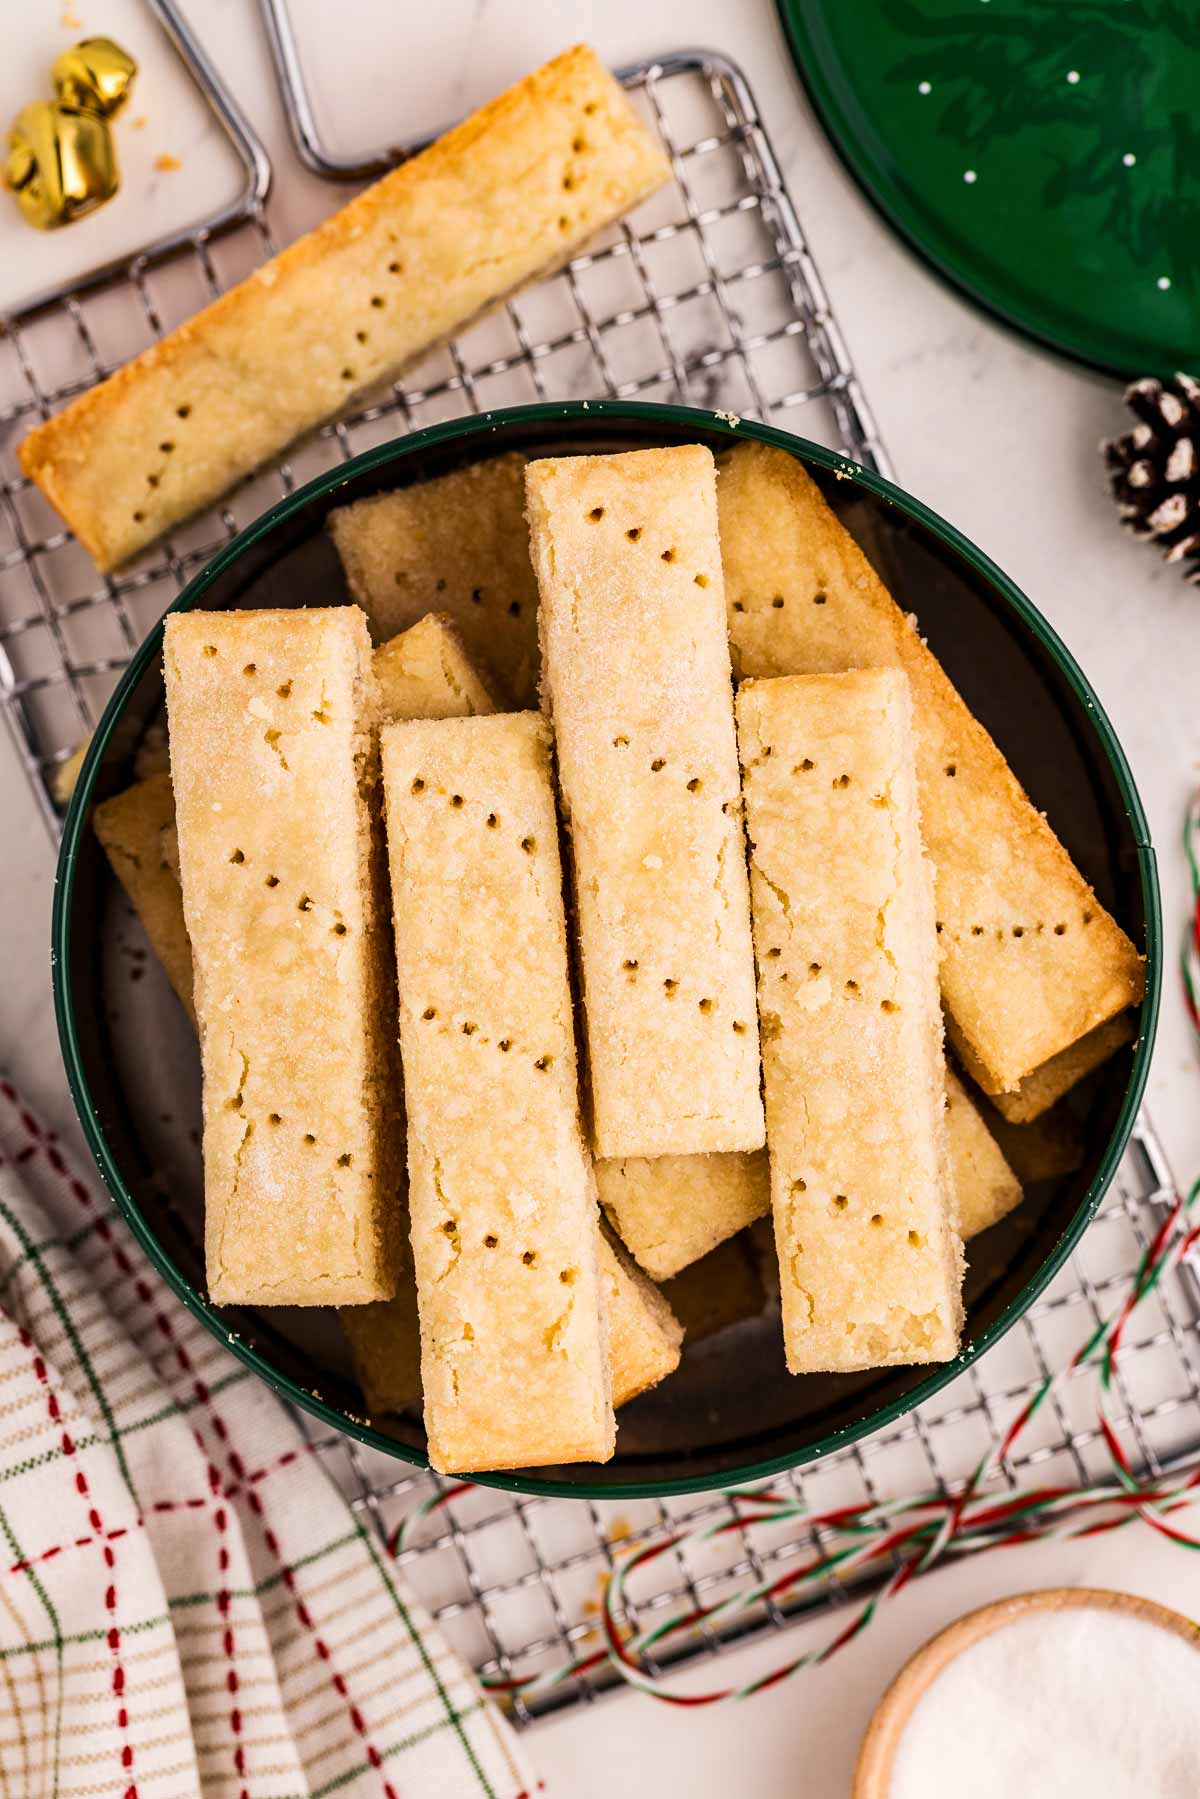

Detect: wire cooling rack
2,9,1196,1727
0,26,887,837
297,1116,1200,1722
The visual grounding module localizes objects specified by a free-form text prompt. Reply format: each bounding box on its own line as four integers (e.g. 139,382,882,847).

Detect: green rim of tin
52,399,1161,1500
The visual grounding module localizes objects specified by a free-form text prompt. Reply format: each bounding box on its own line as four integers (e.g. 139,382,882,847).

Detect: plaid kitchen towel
0,1078,541,1799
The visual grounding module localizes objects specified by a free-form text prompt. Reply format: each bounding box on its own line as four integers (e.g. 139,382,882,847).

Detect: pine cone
1103,373,1200,585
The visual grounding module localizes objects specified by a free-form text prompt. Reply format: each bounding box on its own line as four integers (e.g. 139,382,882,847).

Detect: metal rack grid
1,10,1195,1728
305,1116,1200,1723
0,38,887,837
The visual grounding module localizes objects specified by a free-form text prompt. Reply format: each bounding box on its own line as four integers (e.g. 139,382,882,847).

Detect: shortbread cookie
600,1228,683,1406
163,606,399,1306
20,47,669,569
339,1249,424,1416
951,1010,1137,1123
382,710,614,1472
944,1068,1023,1239
717,441,1144,1093
597,1150,769,1281
347,1226,681,1416
528,444,764,1159
751,1064,1024,1290
737,668,963,1373
94,770,196,1024
371,609,497,720
331,457,539,704
50,736,92,808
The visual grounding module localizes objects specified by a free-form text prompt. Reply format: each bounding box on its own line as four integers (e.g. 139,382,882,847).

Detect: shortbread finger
331,458,539,705
372,609,498,721
159,817,180,881
20,47,669,570
717,441,1144,1092
600,1228,683,1406
347,1227,680,1416
340,1246,424,1416
50,736,92,808
951,1010,1136,1124
164,607,400,1306
944,1068,1023,1239
528,444,764,1159
383,711,613,1473
94,770,196,1025
750,1067,1023,1292
597,1150,769,1281
737,669,963,1374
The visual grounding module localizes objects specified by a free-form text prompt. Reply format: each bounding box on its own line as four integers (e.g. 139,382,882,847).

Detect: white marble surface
1,3,1198,1793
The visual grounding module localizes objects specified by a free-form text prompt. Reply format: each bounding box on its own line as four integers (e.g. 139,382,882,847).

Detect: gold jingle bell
4,100,118,231
51,37,138,118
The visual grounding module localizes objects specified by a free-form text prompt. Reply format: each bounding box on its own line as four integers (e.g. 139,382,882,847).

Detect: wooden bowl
853,1586,1200,1798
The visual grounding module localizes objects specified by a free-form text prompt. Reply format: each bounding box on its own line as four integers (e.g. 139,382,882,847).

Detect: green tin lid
777,0,1200,378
